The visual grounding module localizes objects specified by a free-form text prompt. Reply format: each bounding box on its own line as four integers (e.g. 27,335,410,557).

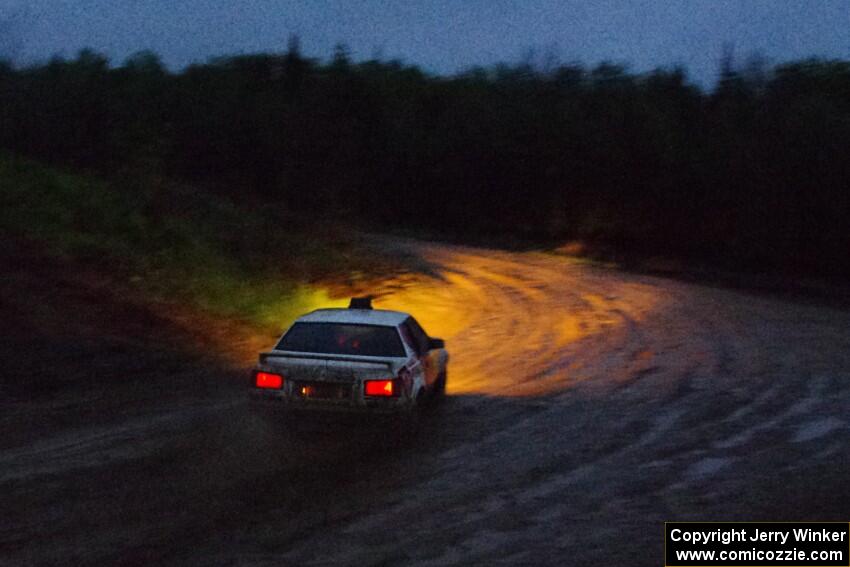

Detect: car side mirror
428,337,445,350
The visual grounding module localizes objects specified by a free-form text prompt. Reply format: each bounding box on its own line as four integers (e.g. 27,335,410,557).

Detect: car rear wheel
432,370,446,400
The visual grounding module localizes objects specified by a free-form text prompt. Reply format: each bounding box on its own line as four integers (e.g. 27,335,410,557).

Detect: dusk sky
2,0,848,86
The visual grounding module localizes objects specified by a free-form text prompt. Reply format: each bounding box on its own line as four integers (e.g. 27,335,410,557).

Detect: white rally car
250,297,448,417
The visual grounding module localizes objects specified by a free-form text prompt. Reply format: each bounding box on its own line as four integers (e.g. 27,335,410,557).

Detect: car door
404,317,439,387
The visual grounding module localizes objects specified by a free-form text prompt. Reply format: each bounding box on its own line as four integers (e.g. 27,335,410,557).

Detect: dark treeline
2,44,849,275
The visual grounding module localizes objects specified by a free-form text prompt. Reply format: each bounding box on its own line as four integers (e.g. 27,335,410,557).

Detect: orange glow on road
180,241,665,397
351,244,664,398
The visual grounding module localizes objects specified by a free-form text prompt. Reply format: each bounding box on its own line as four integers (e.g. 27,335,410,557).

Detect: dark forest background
2,41,849,276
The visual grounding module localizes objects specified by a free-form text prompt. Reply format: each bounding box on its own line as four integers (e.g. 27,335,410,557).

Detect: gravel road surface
3,240,849,565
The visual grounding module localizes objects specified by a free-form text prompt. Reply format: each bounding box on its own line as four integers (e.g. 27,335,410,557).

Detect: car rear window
275,323,405,357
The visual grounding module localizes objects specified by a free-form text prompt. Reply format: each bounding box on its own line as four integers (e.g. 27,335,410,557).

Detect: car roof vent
348,296,373,309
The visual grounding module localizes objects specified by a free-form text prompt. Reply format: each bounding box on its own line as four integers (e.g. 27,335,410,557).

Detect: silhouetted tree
1,47,849,275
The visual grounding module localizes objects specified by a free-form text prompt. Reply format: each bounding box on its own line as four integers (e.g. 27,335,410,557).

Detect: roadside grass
0,154,388,331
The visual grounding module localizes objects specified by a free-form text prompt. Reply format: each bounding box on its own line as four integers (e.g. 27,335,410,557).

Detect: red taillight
255,371,283,389
364,379,396,397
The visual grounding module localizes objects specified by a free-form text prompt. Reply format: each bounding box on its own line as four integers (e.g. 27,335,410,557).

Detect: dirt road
3,240,849,565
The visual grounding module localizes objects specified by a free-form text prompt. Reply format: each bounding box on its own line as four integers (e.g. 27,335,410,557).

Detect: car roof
296,308,410,326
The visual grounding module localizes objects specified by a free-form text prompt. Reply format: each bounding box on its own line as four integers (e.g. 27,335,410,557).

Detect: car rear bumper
249,388,412,415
